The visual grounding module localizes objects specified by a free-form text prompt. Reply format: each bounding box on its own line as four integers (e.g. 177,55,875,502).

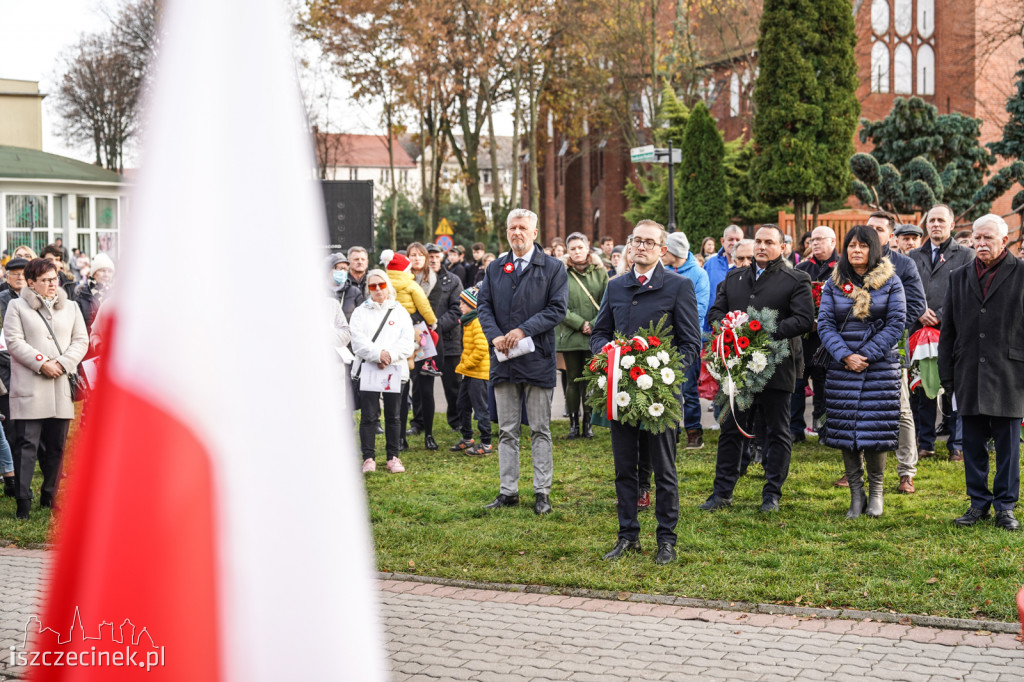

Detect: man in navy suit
591,220,701,565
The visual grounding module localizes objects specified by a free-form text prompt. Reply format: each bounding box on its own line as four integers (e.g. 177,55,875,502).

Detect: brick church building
532,0,1024,245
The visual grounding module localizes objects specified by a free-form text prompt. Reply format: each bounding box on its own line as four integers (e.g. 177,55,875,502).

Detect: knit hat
460,286,479,309
665,231,690,258
380,249,410,272
91,252,116,273
325,252,347,271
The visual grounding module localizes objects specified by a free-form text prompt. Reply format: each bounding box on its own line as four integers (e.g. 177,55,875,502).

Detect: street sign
435,235,454,251
630,145,655,162
655,148,682,164
435,217,454,236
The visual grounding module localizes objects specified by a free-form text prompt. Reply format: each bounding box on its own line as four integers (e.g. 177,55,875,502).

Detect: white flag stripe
114,1,386,680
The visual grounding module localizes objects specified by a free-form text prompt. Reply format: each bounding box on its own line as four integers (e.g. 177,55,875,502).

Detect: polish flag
31,0,387,680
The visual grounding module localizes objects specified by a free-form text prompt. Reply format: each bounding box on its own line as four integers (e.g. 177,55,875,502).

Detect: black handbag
34,309,89,402
810,298,854,371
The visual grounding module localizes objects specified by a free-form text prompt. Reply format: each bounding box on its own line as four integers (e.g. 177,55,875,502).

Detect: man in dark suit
591,220,701,565
866,212,927,494
938,214,1022,531
477,209,568,515
909,204,975,461
700,224,814,513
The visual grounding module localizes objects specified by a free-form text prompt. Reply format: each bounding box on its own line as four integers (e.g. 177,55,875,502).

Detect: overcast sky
0,0,512,167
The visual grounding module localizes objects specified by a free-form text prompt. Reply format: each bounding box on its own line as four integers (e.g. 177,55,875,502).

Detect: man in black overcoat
909,204,975,459
938,214,1023,531
700,225,814,513
591,220,701,565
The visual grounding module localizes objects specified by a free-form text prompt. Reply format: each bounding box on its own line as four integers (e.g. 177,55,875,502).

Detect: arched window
894,43,912,94
918,0,934,39
917,44,935,95
871,0,889,35
871,42,890,94
894,0,912,37
729,72,740,117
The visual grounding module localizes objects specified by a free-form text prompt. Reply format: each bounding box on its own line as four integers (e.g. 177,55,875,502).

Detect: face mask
332,270,348,285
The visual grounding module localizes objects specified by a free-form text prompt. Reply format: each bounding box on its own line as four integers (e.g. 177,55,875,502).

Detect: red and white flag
31,0,387,679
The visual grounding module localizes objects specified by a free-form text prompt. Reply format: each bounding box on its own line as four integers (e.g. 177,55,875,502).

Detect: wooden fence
776,210,921,246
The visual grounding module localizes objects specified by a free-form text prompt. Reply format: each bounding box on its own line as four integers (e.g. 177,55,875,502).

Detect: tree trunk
486,99,503,232
793,202,805,242
581,132,593,241
810,199,820,236
385,104,398,251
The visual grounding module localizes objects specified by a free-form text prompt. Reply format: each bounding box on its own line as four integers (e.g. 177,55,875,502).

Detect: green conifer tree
678,101,729,244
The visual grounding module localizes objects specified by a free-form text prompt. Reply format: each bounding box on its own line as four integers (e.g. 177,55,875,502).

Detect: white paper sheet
494,336,536,363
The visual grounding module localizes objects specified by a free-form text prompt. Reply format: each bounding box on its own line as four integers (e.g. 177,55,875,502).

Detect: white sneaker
386,457,406,473
804,427,818,438
361,459,376,473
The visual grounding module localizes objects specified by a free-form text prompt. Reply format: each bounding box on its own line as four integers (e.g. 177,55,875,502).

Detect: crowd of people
0,240,114,519
328,204,1022,563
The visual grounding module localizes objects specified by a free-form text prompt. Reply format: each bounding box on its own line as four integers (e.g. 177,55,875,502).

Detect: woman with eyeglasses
4,258,89,519
350,269,415,474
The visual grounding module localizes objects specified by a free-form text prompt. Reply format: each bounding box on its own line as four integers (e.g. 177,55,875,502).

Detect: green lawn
367,419,1024,623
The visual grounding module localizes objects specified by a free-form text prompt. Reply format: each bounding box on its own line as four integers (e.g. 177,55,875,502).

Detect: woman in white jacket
350,269,415,473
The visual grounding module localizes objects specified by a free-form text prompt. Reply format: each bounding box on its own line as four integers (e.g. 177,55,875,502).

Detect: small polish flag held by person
32,1,387,681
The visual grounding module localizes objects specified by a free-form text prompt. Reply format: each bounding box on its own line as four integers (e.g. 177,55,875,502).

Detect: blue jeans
681,361,702,432
0,424,12,475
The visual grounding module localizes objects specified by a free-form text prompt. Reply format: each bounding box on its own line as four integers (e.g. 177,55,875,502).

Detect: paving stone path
0,548,1020,680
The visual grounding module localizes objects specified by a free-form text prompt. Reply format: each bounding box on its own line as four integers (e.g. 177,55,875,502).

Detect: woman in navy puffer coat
817,226,906,520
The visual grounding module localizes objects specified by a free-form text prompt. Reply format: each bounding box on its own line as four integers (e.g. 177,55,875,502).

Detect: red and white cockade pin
841,282,854,294
388,320,395,325
503,262,514,274
35,354,44,362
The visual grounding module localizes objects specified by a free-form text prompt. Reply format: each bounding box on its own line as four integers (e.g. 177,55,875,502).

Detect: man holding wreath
591,220,701,565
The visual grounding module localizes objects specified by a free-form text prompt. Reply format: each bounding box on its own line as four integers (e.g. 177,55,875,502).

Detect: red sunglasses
368,281,388,291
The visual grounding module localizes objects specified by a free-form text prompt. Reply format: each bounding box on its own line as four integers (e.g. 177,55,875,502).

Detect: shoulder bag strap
567,269,601,312
35,308,67,357
354,307,393,379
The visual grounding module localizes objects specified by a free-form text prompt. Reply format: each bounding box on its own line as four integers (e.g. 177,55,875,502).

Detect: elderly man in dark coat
701,224,815,513
909,204,974,460
477,209,568,515
591,220,701,566
938,214,1023,531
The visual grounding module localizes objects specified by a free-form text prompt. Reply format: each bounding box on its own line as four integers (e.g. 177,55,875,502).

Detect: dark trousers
13,418,70,502
0,394,14,444
440,355,462,430
610,421,678,545
713,388,793,501
360,390,403,461
457,377,491,443
791,367,826,435
682,361,702,432
961,415,1021,511
562,350,590,417
912,389,938,450
407,366,435,437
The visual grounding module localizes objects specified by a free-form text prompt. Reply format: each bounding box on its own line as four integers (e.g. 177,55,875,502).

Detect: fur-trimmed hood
18,284,70,311
830,257,896,319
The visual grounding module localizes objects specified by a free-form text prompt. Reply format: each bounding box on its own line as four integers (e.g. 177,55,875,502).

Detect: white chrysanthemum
620,355,635,369
597,375,607,390
723,376,736,396
660,368,676,385
648,402,665,417
615,392,631,407
748,351,768,373
657,350,670,364
647,356,662,369
726,357,739,369
637,374,654,390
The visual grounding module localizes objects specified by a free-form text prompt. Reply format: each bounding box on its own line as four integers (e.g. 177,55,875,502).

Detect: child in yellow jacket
453,286,492,456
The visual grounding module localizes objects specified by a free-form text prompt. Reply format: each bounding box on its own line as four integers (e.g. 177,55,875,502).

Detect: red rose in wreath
503,262,514,274
842,282,855,294
647,336,661,347
748,320,762,332
629,366,646,381
737,336,750,349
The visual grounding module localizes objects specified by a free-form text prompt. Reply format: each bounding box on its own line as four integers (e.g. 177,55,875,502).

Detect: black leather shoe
602,538,642,561
654,543,676,565
534,493,552,515
2,476,14,498
424,435,438,451
400,437,409,452
995,510,1020,531
375,423,385,435
406,424,422,436
39,492,53,509
484,494,519,510
953,507,991,527
759,496,780,513
15,499,30,520
698,495,732,512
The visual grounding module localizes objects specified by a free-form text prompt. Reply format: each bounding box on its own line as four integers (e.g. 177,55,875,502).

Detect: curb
379,571,1022,635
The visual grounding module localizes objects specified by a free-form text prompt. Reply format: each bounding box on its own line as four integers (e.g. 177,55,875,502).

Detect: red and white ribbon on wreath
604,343,624,420
712,311,754,439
